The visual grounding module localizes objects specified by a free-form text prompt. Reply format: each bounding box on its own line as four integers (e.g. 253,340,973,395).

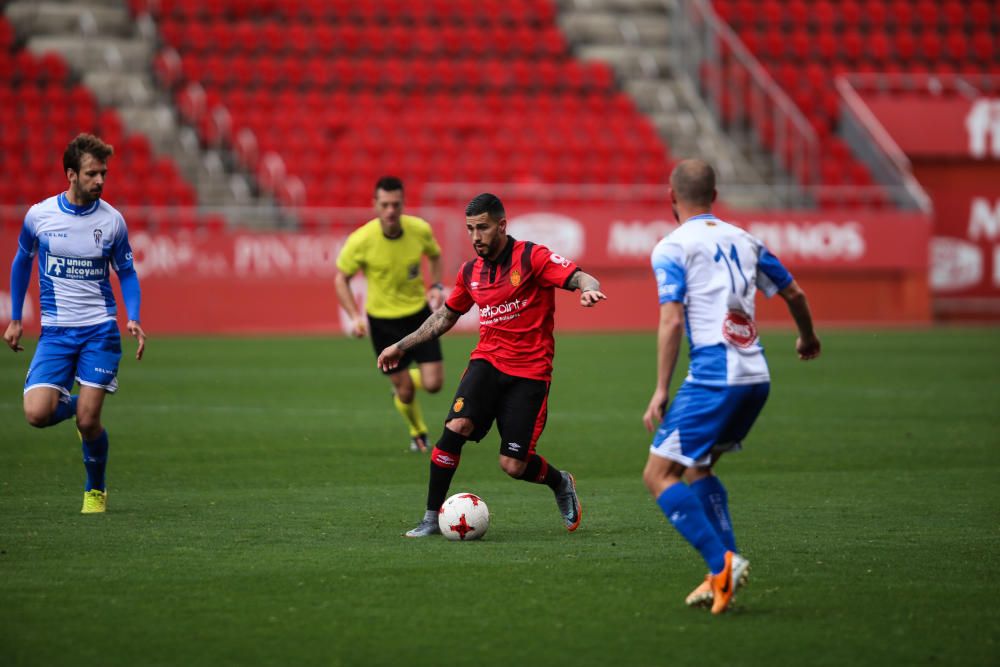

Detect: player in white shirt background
641,159,821,614
4,134,146,514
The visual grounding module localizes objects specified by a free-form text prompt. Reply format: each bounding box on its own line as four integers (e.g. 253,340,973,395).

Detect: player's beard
473,240,493,258
73,181,101,204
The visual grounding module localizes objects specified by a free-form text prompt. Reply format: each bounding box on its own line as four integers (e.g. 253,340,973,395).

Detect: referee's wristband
431,283,445,290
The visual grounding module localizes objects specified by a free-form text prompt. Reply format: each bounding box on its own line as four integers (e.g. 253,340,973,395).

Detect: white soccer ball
438,492,490,541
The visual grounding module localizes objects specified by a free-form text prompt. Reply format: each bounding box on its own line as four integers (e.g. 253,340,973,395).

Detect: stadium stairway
557,0,777,208
3,0,268,220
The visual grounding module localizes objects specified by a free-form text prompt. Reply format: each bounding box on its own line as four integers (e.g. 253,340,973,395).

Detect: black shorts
368,305,443,375
446,359,550,461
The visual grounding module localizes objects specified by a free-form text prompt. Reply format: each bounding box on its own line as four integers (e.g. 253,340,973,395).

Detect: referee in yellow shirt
334,176,445,452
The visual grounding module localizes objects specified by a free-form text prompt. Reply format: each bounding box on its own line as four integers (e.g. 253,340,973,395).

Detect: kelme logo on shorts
45,254,107,280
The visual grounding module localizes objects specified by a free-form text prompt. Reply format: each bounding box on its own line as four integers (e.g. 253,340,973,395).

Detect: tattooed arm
566,270,608,307
377,307,461,372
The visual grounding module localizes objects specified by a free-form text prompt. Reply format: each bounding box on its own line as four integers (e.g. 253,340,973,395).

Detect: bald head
670,160,717,208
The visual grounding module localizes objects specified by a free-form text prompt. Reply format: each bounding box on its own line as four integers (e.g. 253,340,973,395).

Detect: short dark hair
63,133,113,173
374,176,404,194
465,193,505,220
670,160,716,207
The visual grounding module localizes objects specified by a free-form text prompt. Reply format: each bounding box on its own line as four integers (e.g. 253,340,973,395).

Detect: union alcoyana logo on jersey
45,254,107,280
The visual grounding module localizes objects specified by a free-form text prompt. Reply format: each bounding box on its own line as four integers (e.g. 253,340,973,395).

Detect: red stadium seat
920,32,943,63
865,1,888,30
785,0,807,26
0,18,14,50
869,33,891,65
971,32,994,64
815,31,837,62
811,1,836,28
761,0,782,26
788,30,810,61
942,1,966,27
916,0,940,29
841,30,864,64
840,1,862,27
969,1,991,26
895,32,917,62
763,28,784,61
889,0,914,29
945,32,968,63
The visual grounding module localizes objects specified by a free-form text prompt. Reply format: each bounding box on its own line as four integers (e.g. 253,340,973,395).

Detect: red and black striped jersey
445,237,579,381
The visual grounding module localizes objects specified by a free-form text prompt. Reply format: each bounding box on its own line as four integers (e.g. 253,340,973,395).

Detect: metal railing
672,0,820,204
837,72,999,213
835,76,933,213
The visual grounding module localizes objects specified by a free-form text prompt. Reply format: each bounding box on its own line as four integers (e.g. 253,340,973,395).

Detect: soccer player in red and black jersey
378,193,607,537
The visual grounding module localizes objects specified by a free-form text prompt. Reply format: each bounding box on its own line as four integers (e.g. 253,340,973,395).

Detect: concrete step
557,0,676,11
117,106,179,148
625,79,679,113
561,10,671,46
83,71,156,107
617,14,671,44
15,0,126,7
577,45,671,79
559,13,624,45
5,2,133,38
28,36,152,74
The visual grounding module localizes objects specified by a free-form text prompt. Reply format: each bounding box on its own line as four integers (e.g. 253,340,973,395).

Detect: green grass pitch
1,328,998,666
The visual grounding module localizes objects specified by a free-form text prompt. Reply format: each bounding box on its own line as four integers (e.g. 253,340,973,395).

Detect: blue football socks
81,429,109,492
691,475,737,553
50,394,78,426
657,482,728,574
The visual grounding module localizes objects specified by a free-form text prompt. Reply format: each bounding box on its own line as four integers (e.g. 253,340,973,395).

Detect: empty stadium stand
709,0,1000,202
556,0,777,208
141,0,675,217
1,0,254,229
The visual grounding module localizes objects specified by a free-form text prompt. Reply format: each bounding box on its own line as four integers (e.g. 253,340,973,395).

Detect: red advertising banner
915,162,1000,311
0,204,931,335
496,204,929,271
855,86,1000,317
0,227,354,335
860,92,1000,160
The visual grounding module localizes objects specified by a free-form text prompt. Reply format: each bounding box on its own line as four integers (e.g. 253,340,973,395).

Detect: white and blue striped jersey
18,193,137,327
651,213,793,386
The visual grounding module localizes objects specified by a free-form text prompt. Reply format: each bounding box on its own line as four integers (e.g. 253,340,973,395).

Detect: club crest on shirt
453,397,465,413
510,269,521,287
93,229,103,247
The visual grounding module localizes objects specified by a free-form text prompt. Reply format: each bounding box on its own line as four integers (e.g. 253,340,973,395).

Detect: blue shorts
24,321,123,395
650,381,770,467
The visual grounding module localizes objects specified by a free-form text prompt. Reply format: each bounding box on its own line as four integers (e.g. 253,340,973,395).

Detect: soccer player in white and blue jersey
3,134,146,514
641,160,820,614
